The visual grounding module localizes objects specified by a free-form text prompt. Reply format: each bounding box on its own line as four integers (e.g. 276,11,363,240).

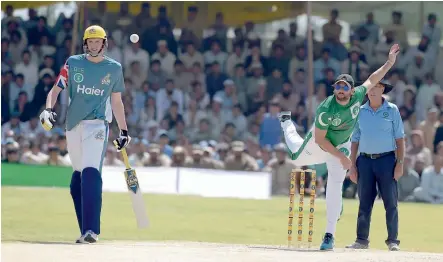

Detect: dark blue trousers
355,152,400,245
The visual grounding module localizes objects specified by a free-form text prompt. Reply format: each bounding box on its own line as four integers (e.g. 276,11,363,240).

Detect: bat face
124,168,140,194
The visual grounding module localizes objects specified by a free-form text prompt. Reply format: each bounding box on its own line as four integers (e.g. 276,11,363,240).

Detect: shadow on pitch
248,246,324,253
7,240,77,245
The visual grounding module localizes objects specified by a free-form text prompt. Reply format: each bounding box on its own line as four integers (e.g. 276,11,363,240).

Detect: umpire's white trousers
66,120,109,173
282,120,350,236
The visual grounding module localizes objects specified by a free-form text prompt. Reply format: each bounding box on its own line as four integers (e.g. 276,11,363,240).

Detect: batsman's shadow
248,245,323,253
5,240,78,246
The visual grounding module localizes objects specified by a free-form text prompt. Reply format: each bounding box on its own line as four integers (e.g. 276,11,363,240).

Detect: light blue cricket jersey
351,99,405,154
56,55,125,131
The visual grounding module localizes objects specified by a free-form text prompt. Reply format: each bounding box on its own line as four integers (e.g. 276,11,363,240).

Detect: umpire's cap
379,80,394,94
333,74,355,89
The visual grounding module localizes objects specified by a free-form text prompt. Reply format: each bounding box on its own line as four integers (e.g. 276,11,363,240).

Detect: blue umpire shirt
351,99,405,154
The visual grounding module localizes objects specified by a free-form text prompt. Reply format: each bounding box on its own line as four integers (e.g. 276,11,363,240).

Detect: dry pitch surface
2,241,443,262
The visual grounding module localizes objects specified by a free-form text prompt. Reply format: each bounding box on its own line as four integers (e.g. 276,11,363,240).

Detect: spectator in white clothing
105,36,122,63
156,79,184,121
373,29,400,68
151,40,177,75
226,43,246,77
405,52,431,87
123,39,149,73
400,35,437,72
422,13,441,51
204,39,228,72
226,104,247,139
386,69,407,106
1,112,26,140
340,46,369,82
307,82,327,116
185,80,210,110
412,154,443,204
415,73,442,123
125,60,147,93
9,73,33,111
20,140,48,165
184,98,208,131
8,30,27,64
354,12,380,44
179,41,204,72
171,60,193,92
21,117,50,140
14,50,38,87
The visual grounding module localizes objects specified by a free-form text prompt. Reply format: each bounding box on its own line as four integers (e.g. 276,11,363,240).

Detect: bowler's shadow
248,245,325,253
5,240,78,245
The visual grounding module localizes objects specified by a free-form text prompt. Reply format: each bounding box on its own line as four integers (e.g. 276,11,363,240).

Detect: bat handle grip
114,140,131,169
121,148,131,169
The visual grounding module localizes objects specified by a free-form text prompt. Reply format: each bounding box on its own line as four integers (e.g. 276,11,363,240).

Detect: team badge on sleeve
56,62,69,89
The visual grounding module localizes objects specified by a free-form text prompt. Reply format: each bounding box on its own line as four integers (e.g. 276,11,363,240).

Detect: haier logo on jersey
77,85,104,96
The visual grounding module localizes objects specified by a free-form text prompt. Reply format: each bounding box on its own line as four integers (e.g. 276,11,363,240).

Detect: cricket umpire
346,80,405,251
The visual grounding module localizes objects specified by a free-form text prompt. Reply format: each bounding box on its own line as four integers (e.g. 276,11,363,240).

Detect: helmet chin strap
84,41,106,57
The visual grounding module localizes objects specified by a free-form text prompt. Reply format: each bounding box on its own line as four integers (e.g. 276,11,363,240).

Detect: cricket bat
114,141,149,228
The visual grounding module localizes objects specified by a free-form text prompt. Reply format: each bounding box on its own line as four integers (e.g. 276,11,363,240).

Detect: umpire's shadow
248,245,323,252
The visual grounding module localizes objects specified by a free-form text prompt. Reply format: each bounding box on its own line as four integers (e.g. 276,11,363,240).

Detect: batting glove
113,130,131,151
278,111,291,123
39,108,57,131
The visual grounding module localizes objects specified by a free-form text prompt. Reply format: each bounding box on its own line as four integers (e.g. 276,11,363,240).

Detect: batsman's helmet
83,25,108,57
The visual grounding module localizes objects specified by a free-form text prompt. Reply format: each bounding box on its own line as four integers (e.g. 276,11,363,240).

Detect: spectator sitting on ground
397,155,420,201
2,142,20,163
264,143,297,195
46,143,70,166
224,141,259,171
418,108,440,152
412,154,443,204
407,130,433,169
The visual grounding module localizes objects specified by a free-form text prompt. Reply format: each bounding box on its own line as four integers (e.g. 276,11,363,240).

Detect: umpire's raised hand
113,129,131,151
39,108,57,131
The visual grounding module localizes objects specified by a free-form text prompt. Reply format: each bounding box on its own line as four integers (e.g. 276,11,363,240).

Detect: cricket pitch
2,241,443,262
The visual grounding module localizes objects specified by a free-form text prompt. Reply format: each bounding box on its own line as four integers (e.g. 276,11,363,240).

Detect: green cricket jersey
314,85,367,147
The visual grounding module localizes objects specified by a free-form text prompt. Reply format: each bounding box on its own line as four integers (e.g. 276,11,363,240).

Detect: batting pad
81,167,103,235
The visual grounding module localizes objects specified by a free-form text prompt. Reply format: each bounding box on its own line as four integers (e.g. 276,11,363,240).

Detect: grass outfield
1,187,442,253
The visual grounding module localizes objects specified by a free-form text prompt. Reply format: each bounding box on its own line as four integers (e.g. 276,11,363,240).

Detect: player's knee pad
70,171,82,195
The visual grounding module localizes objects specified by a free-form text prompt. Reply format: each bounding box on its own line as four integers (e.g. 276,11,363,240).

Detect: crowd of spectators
1,3,442,204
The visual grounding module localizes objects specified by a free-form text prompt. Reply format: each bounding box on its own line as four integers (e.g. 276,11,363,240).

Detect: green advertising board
1,164,71,188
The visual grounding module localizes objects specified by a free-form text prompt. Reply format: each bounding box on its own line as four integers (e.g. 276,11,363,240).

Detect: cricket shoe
345,242,369,249
388,243,400,251
320,233,335,251
76,230,99,244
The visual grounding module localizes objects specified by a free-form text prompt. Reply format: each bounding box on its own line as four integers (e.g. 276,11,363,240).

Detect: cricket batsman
39,25,131,244
279,44,400,250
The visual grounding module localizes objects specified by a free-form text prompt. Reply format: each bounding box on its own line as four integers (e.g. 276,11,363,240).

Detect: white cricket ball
130,34,139,43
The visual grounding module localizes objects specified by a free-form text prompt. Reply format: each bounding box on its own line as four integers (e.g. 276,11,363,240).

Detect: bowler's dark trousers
356,151,400,245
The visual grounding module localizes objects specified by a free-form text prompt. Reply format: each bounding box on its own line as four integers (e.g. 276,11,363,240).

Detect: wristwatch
397,159,404,164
